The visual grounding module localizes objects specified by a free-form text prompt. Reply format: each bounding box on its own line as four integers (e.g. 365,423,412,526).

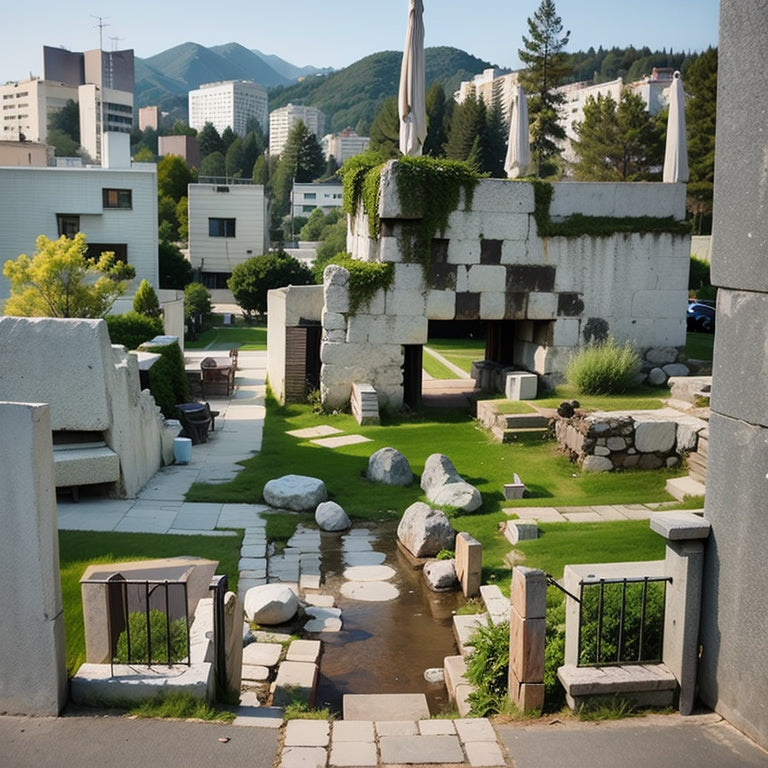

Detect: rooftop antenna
109,35,124,51
92,15,110,51
91,15,110,164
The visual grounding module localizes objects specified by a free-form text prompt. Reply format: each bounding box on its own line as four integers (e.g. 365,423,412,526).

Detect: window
102,188,132,209
304,192,316,200
209,218,236,237
56,214,80,238
87,243,128,263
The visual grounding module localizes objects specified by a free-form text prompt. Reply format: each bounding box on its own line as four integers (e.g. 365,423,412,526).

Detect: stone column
508,566,546,712
455,532,481,598
0,402,67,715
650,512,711,716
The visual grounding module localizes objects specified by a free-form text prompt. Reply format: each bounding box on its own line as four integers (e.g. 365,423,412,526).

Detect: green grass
59,530,242,676
422,350,462,379
128,693,236,722
535,384,668,412
685,331,715,361
425,338,486,374
185,325,267,350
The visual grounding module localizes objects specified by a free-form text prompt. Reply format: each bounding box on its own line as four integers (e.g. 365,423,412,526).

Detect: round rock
427,481,482,513
424,559,459,592
315,500,351,531
397,501,456,558
343,564,396,582
243,583,298,625
582,455,614,473
263,474,327,511
341,581,399,602
367,447,414,486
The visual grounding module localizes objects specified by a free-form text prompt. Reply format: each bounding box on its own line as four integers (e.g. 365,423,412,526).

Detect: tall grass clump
566,338,641,395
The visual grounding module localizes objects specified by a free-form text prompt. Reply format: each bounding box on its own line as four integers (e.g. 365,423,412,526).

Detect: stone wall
697,0,768,748
321,169,689,409
556,408,707,472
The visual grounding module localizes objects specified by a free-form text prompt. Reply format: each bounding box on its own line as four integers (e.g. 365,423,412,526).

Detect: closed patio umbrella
663,71,689,183
504,84,531,178
398,0,427,156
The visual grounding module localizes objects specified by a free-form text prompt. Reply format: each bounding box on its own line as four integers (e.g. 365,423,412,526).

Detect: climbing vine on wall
327,254,394,315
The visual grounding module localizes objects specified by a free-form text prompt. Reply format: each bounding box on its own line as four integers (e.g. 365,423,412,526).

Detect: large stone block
393,262,425,291
479,210,531,241
471,178,535,214
634,419,676,454
455,532,481,598
550,182,686,220
426,290,456,319
510,567,547,619
385,288,427,316
479,291,505,320
631,290,689,321
509,608,545,682
527,292,558,319
467,264,506,293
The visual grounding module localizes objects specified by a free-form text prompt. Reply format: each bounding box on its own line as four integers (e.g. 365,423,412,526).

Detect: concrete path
508,501,689,524
423,345,472,379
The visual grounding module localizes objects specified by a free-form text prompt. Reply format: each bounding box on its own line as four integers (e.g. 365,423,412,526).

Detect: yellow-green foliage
566,338,642,395
327,254,394,313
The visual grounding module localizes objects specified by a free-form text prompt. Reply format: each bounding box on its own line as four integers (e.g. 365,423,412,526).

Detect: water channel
270,520,466,716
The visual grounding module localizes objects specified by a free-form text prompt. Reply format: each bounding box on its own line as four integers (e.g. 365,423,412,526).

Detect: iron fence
577,576,670,667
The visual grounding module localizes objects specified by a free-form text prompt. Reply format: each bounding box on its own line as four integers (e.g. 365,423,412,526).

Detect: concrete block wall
324,167,689,409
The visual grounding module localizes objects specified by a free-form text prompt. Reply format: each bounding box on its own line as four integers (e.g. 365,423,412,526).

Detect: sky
3,0,719,83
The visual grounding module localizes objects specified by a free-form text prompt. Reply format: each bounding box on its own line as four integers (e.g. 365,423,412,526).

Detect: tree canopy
3,233,135,318
228,251,314,318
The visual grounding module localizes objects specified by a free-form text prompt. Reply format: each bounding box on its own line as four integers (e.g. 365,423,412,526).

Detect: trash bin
173,437,192,464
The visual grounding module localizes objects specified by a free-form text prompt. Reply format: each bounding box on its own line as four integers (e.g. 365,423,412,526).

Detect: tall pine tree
519,0,571,177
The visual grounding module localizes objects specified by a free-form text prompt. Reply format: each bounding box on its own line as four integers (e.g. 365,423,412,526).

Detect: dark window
102,188,132,209
56,214,80,238
209,218,236,237
87,243,128,263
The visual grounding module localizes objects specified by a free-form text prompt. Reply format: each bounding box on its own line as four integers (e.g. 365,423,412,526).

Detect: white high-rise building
269,104,325,156
188,81,268,137
322,128,370,164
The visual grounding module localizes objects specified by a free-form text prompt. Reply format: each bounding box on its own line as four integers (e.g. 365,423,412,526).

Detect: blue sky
3,0,718,82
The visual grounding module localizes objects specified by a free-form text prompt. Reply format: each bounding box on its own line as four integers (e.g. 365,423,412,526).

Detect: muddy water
291,521,465,716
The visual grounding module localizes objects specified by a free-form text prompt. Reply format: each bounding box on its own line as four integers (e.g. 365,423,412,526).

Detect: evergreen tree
198,122,224,159
684,47,717,234
444,91,487,171
484,83,509,178
271,122,325,218
48,99,80,143
423,82,451,158
368,97,400,158
221,126,238,152
571,90,663,181
519,0,571,177
252,154,269,185
200,151,225,179
225,137,245,178
133,279,161,317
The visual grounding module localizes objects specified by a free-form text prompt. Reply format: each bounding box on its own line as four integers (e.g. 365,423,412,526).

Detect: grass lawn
59,530,243,676
185,324,267,350
686,331,715,361
425,338,486,374
422,349,463,379
534,384,668,411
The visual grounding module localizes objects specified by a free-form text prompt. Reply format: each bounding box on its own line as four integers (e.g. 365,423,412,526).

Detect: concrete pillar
0,402,67,715
508,566,546,712
455,532,482,598
650,512,711,715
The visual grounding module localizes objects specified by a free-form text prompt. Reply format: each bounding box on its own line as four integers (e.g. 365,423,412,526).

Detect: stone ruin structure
308,168,690,411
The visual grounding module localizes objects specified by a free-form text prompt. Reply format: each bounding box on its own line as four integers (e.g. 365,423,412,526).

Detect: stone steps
492,425,549,443
666,475,706,501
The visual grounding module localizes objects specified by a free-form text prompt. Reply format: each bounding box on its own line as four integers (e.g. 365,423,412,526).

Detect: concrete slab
304,593,335,608
329,740,378,767
303,617,342,633
279,746,327,768
242,642,282,667
508,507,565,523
591,505,629,521
342,551,387,567
379,734,464,764
453,613,488,654
241,664,270,682
562,511,604,523
283,719,330,747
300,574,321,590
287,426,343,439
311,435,373,449
454,718,497,742
340,581,399,602
272,661,318,707
464,739,507,767
419,719,457,735
332,720,375,742
375,720,419,736
286,640,322,664
343,694,430,721
232,704,284,728
342,564,396,581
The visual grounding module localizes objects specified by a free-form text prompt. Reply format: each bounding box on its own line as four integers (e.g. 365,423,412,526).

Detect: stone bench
557,662,678,710
52,438,120,498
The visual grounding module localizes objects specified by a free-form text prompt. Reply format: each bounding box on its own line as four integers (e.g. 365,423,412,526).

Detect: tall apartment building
269,104,325,156
188,81,268,137
139,105,159,131
0,46,134,164
455,68,519,118
322,128,370,164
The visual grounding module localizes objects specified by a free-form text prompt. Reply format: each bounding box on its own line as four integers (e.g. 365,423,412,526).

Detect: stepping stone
304,617,342,632
242,642,282,667
306,606,341,620
464,740,507,767
332,720,375,742
304,593,335,608
343,693,429,721
241,664,269,682
379,734,464,765
329,740,377,767
280,746,327,768
284,719,330,747
342,564,396,581
286,639,322,664
340,581,399,602
272,661,318,707
343,551,386,567
287,426,343,439
311,434,372,448
300,574,321,590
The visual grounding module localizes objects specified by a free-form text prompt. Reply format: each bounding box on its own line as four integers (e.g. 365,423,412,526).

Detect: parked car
687,300,716,333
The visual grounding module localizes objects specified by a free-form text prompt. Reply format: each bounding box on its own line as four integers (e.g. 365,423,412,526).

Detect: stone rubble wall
321,170,689,410
556,407,708,471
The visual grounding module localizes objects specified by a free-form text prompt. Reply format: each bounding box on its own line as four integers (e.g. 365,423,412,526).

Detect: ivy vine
327,254,394,315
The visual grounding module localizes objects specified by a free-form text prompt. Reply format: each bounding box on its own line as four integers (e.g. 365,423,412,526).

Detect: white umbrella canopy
504,84,531,178
663,71,689,183
398,0,427,156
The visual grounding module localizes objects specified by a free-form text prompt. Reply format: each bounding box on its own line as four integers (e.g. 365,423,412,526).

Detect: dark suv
687,300,716,333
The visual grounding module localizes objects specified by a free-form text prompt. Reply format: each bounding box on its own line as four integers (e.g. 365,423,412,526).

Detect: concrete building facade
158,134,200,169
292,179,344,217
0,163,158,303
455,68,519,119
322,129,370,164
0,139,50,166
269,103,325,156
188,80,268,138
187,182,269,289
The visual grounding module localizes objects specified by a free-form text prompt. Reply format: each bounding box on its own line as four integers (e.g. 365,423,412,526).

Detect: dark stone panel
504,292,528,320
428,263,457,291
480,238,503,265
506,265,556,292
455,292,480,320
558,293,585,316
583,317,609,344
431,238,450,264
380,221,395,237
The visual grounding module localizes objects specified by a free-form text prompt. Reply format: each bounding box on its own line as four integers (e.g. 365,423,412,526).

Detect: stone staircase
476,400,550,443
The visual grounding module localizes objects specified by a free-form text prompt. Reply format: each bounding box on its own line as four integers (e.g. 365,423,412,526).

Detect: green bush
566,338,641,395
145,341,190,417
114,609,188,664
133,279,162,317
465,620,510,717
105,311,163,350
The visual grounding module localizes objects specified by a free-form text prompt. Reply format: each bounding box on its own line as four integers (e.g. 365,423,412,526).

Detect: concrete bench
557,662,678,710
53,441,120,498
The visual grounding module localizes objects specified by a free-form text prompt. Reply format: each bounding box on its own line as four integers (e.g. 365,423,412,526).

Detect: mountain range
135,42,492,133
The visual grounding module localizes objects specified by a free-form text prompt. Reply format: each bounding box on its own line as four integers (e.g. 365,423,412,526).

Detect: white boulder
424,559,459,592
397,501,456,558
315,500,351,531
243,584,298,626
367,447,414,486
263,474,328,511
420,453,482,513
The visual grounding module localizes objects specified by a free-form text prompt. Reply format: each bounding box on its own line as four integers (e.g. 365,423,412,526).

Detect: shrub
114,609,188,664
184,282,213,339
464,620,510,717
133,279,161,317
565,337,641,395
105,311,163,350
145,340,190,417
